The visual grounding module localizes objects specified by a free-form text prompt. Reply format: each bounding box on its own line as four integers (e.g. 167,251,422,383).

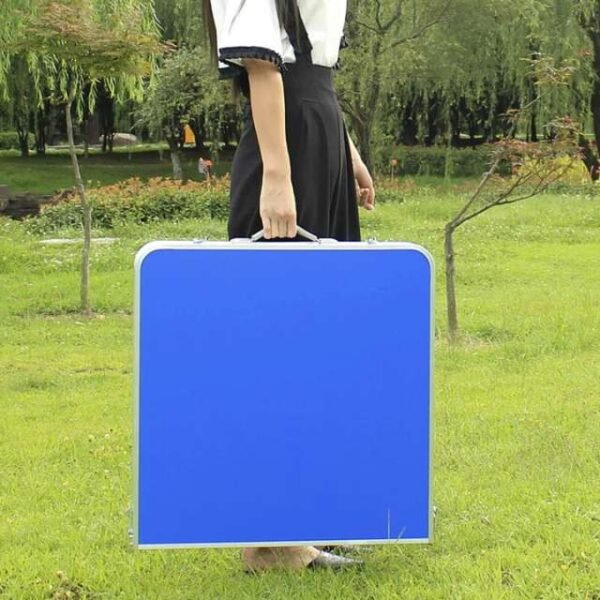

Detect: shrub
25,176,231,234
0,131,35,150
383,144,511,178
516,154,591,185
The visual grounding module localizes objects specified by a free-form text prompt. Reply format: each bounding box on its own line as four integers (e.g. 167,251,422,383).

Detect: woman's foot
242,546,319,572
242,546,363,572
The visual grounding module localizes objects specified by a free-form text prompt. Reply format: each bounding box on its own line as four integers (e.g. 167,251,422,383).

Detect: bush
0,131,35,151
25,176,231,234
384,144,511,178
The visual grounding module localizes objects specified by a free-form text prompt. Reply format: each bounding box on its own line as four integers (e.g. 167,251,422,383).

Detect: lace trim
339,33,349,50
218,46,286,77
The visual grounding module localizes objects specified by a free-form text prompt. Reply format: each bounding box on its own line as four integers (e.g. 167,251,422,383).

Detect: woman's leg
228,106,323,571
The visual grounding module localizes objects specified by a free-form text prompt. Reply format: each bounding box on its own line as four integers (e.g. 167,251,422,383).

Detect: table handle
250,226,319,243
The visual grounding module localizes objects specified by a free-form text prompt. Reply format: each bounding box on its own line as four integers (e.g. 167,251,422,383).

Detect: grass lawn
0,187,599,599
0,147,233,195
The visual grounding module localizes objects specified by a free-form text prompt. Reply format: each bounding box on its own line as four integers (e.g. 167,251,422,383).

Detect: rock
3,193,54,219
100,133,138,147
0,190,63,219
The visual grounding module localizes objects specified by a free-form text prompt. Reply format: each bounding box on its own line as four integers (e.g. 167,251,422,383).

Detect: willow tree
153,0,204,48
0,54,37,157
2,0,167,315
575,0,600,176
336,0,595,170
415,0,594,152
337,0,452,172
374,0,586,146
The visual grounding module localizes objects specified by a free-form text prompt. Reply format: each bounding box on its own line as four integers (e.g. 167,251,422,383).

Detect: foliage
0,130,34,150
1,0,168,113
336,0,596,169
337,0,453,168
24,176,230,233
153,0,205,49
3,0,600,173
383,144,500,177
135,46,236,163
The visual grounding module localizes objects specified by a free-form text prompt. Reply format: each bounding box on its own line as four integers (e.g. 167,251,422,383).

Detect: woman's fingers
353,159,376,211
364,185,375,210
262,215,273,239
271,218,281,239
262,212,298,239
356,182,375,211
286,214,298,238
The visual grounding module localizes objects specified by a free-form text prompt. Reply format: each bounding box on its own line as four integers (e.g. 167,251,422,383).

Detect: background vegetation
4,0,600,176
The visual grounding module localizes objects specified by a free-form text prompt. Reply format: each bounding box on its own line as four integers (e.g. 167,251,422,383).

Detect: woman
203,0,376,571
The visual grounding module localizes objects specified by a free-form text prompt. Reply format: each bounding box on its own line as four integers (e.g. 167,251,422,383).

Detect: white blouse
209,0,348,79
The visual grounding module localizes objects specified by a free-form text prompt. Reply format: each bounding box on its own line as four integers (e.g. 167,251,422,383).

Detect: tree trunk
351,37,382,174
530,110,538,143
15,116,29,158
587,28,600,153
169,138,184,180
34,106,47,155
18,131,29,158
590,78,600,153
83,117,89,159
99,86,115,153
425,93,440,146
65,94,92,316
356,124,373,176
444,223,458,342
579,135,599,180
398,92,420,145
450,102,461,147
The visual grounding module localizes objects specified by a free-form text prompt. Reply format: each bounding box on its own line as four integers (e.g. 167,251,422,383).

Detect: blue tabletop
134,243,433,547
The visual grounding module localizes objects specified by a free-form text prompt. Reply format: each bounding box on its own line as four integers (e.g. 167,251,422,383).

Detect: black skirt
228,61,361,242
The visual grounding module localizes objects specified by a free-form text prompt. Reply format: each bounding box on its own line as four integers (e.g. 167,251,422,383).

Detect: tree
444,58,582,342
1,54,37,157
136,46,234,180
337,0,451,172
153,0,204,48
96,80,117,153
576,0,600,177
335,0,595,173
2,0,167,314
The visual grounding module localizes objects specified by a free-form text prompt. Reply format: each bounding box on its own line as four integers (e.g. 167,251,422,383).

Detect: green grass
1,189,599,599
0,148,233,194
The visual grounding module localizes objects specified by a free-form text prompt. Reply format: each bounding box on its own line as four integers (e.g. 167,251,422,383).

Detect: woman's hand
353,159,375,211
347,135,375,210
260,168,298,239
